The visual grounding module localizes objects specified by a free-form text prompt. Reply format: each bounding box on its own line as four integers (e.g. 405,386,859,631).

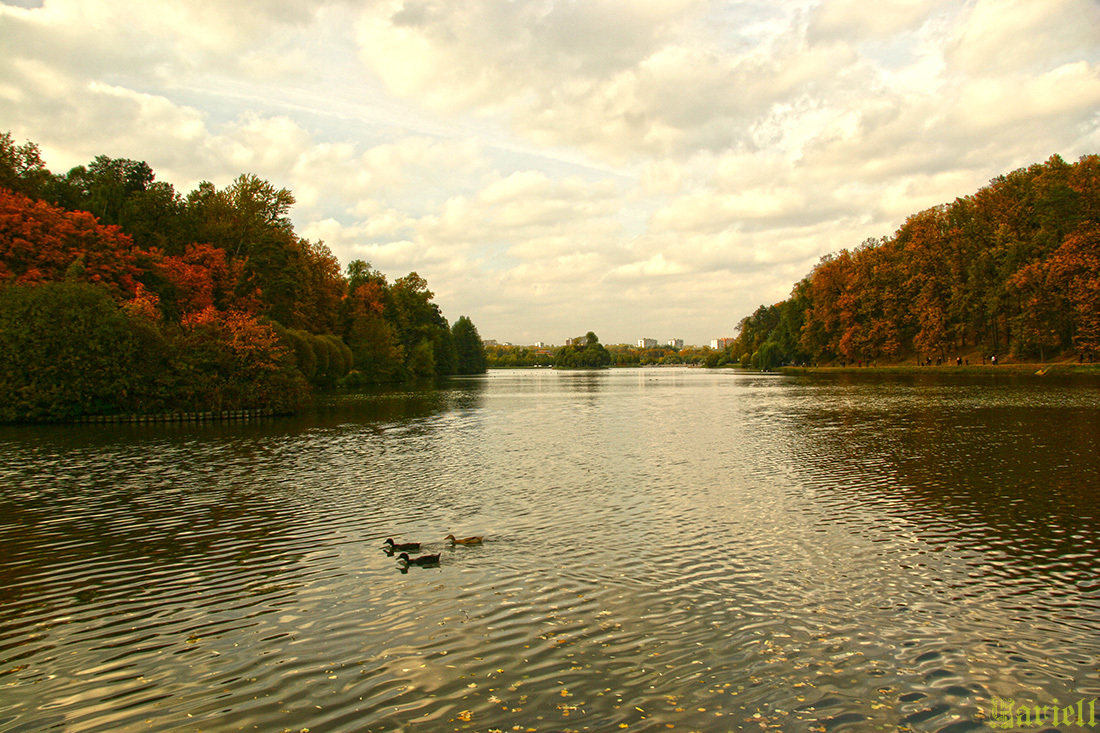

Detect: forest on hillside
0,132,486,422
729,154,1100,369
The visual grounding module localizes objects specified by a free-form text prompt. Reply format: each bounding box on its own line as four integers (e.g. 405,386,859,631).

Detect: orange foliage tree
735,154,1100,366
0,187,142,297
173,307,308,412
156,242,257,316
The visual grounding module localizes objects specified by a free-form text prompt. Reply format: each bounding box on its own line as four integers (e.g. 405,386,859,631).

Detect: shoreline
776,362,1100,376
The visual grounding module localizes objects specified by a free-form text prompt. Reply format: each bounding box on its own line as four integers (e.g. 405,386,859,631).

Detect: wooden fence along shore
72,408,281,424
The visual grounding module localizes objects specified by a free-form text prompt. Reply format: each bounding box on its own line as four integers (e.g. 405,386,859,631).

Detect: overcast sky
2,0,1098,345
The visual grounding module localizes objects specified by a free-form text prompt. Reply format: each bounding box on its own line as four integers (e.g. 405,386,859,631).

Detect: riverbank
778,361,1100,376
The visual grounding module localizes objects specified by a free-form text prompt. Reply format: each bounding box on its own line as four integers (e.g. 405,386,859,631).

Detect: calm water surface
1,368,1098,732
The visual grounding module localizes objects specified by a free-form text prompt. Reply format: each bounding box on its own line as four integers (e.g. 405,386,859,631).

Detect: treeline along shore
725,154,1100,371
3,134,1098,420
0,133,487,423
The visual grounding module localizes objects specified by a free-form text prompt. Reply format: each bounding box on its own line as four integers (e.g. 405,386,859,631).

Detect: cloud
807,0,949,44
0,0,1097,345
946,0,1100,75
359,0,779,160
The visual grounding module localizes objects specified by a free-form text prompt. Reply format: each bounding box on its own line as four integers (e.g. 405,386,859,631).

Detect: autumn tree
171,307,309,412
186,174,314,328
155,242,255,318
1042,222,1100,358
1,135,488,421
738,154,1100,365
0,188,142,298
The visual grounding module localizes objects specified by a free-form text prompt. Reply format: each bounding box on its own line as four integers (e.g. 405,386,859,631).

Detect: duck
383,538,421,552
445,534,484,545
397,552,441,566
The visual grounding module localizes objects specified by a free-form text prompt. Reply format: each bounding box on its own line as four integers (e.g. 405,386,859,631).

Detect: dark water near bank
1,368,1098,732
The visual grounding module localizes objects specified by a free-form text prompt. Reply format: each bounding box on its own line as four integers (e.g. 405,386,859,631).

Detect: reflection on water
1,369,1097,732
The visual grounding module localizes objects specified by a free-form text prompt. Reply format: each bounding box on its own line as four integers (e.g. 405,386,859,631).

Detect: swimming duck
383,538,421,552
397,552,441,566
445,534,484,545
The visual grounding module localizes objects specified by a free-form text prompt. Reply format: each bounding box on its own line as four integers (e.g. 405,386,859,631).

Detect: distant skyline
2,0,1098,345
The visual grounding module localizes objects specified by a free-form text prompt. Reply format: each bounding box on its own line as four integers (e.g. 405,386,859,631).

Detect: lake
1,367,1098,732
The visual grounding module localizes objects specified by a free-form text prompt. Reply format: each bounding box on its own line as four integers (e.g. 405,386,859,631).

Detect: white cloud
808,0,949,43
946,0,1100,75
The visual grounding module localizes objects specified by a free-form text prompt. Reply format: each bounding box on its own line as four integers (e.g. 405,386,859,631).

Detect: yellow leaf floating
457,710,472,722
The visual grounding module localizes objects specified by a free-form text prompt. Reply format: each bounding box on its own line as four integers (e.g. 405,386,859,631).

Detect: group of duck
383,534,483,567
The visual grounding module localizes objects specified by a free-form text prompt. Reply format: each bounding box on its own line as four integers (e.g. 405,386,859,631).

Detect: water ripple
1,369,1097,731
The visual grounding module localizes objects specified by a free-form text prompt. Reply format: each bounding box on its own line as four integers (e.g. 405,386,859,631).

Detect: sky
1,1,1098,346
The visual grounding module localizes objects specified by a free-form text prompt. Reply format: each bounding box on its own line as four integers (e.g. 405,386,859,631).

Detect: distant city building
483,339,498,347
637,338,658,349
667,339,684,349
710,337,736,349
534,341,549,348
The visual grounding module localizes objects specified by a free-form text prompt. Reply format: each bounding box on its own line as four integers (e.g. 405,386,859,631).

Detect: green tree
554,331,611,368
0,131,51,199
389,272,455,377
452,316,487,374
753,341,783,371
57,156,155,223
0,282,166,420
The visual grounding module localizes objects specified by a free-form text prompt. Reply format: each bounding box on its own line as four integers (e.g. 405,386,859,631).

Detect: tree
186,174,310,328
734,154,1100,364
56,156,155,225
298,239,345,334
753,341,782,370
0,134,492,409
0,282,168,420
554,331,611,368
389,272,456,377
1043,222,1100,359
0,132,51,199
156,242,255,317
344,278,405,383
452,316,487,374
171,307,309,412
0,188,142,298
